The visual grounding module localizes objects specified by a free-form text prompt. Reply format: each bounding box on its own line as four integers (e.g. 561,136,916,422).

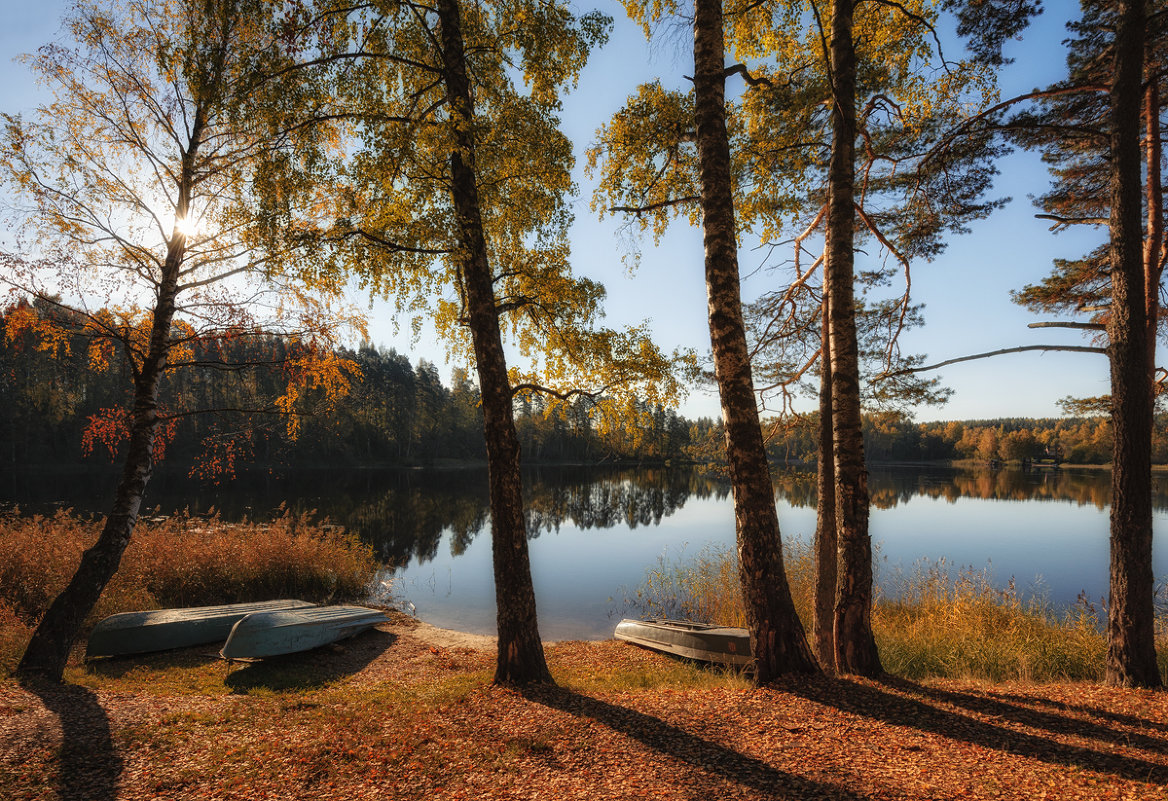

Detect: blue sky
1,0,1116,423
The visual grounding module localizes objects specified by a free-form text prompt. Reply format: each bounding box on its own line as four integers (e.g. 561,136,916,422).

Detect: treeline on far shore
3,305,1165,470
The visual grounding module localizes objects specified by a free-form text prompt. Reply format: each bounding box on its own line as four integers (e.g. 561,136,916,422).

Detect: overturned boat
614,618,752,667
220,605,388,660
85,599,316,658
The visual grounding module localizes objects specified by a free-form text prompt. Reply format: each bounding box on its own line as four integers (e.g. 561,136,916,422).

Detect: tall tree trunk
1143,79,1162,369
827,0,881,677
436,0,552,686
18,245,188,684
16,117,204,682
692,0,818,682
1105,0,1160,689
813,277,837,671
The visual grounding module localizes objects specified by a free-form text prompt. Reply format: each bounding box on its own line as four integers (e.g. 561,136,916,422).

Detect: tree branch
724,63,772,88
609,196,701,215
510,383,605,402
875,344,1107,379
1027,321,1107,331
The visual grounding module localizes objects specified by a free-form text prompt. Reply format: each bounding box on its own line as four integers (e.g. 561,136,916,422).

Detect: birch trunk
436,0,552,686
692,0,817,682
813,278,837,671
16,142,200,681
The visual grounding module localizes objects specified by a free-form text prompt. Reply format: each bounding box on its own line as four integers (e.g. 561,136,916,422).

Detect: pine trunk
435,0,551,686
692,0,817,682
1143,80,1162,365
1105,0,1160,689
827,0,881,678
813,278,837,671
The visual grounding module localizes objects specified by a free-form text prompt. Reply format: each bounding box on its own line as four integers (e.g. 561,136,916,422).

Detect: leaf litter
1,617,1166,800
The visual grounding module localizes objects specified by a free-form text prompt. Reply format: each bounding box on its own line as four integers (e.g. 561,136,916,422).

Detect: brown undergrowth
0,509,379,673
1,619,1166,800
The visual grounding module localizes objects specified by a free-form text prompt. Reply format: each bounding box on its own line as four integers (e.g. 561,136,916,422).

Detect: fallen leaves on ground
2,624,1166,800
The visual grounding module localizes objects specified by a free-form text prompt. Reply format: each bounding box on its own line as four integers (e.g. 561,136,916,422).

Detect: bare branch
1027,321,1107,331
876,344,1107,379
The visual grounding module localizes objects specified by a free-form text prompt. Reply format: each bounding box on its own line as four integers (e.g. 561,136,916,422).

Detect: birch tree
2,0,358,682
318,0,683,685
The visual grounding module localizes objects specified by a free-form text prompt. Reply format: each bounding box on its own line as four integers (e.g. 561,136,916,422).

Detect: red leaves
80,405,178,462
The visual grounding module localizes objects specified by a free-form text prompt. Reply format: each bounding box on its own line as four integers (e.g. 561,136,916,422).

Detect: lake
3,464,1165,640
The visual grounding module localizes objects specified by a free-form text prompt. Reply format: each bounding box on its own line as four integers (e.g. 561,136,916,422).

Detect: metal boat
220,605,388,659
614,618,752,666
85,600,316,658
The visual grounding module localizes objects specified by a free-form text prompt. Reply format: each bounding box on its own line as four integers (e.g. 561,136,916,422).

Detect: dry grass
623,541,1168,684
0,508,379,674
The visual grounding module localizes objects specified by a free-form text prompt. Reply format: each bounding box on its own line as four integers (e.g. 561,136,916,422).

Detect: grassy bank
0,509,379,674
623,541,1168,683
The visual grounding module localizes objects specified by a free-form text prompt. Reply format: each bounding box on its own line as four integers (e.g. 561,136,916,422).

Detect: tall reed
621,541,1166,683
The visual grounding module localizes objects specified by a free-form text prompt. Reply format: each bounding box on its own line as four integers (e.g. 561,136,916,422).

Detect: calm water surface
4,464,1165,639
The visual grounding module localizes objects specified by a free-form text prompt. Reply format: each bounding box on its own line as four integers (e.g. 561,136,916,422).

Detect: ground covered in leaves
2,616,1166,800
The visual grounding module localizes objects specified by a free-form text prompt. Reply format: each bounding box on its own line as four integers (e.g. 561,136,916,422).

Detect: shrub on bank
622,542,1166,683
0,509,379,674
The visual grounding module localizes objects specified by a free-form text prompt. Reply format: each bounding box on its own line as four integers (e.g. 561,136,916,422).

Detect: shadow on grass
983,688,1168,735
20,678,123,801
888,677,1168,755
522,684,871,800
224,629,396,693
85,645,221,680
786,675,1168,786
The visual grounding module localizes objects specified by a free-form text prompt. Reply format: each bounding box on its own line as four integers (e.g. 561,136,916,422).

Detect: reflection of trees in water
774,467,1168,512
11,463,1164,567
265,466,1168,566
523,467,730,535
296,466,732,566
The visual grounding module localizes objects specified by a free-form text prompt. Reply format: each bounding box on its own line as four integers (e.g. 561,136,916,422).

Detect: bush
0,508,380,649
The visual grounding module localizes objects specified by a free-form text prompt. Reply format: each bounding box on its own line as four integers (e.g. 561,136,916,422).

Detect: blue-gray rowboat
85,600,316,658
614,618,752,666
220,605,388,659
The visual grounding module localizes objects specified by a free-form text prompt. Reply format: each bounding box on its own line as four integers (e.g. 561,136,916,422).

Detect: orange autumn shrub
0,508,380,669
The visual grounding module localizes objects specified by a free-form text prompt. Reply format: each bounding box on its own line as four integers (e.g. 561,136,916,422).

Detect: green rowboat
614,618,752,666
220,605,388,659
85,600,316,658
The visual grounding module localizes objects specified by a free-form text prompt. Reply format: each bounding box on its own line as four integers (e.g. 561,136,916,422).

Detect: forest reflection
5,464,1165,569
293,466,1168,566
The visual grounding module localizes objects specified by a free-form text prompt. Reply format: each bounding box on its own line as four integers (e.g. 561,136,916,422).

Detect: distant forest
4,307,1166,470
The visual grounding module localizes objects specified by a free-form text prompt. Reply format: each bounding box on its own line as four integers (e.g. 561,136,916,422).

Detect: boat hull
85,600,316,658
614,618,752,666
220,605,388,659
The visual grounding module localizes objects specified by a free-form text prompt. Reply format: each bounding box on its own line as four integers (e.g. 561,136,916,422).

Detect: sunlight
174,215,199,239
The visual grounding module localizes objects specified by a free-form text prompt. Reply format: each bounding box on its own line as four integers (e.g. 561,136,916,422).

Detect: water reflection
4,465,1165,561
3,463,1165,638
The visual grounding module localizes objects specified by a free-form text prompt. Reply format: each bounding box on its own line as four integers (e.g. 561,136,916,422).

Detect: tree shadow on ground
885,677,1168,755
785,675,1168,786
224,629,397,693
20,678,123,801
85,644,222,679
983,688,1168,735
522,684,872,800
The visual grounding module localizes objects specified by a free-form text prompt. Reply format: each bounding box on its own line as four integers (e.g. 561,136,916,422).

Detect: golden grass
0,508,379,674
623,541,1168,684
